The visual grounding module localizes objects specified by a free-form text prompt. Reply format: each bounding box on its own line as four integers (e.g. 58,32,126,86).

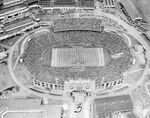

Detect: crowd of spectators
53,18,103,32
22,18,132,85
53,17,126,32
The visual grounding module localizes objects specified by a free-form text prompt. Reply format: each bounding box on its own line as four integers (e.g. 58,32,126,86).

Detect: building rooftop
94,95,133,113
53,0,76,6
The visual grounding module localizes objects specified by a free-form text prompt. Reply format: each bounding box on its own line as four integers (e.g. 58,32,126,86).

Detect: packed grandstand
21,18,132,85
0,0,150,118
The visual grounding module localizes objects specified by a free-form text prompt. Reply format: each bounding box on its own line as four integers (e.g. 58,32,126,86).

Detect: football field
51,47,105,67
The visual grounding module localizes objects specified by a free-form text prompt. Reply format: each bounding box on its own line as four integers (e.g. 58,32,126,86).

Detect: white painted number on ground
74,103,82,113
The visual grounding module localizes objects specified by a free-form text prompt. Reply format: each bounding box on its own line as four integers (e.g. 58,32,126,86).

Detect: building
103,0,115,8
126,112,137,118
94,95,133,118
53,0,76,6
3,0,25,8
0,99,62,118
38,0,51,7
0,51,7,60
78,0,95,8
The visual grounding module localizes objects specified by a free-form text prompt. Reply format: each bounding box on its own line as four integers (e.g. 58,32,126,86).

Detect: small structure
0,51,7,60
134,44,144,53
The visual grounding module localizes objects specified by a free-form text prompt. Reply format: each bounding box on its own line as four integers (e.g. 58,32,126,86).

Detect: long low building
0,3,26,16
78,0,95,8
3,16,33,31
53,0,76,6
3,0,24,8
38,0,51,7
0,22,38,41
94,95,133,116
26,0,39,6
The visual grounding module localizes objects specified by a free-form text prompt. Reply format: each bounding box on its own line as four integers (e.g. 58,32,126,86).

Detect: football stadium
0,0,150,118
21,18,132,85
